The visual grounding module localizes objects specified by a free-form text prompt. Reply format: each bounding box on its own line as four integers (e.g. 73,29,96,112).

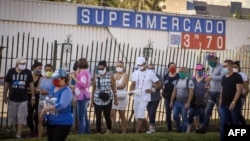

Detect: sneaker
15,135,21,139
146,130,155,134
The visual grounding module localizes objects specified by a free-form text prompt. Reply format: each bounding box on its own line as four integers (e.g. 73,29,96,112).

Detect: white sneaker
146,130,155,134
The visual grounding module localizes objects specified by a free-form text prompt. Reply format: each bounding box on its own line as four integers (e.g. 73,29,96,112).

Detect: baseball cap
51,69,68,79
195,64,204,71
16,57,27,64
136,56,146,65
205,52,218,61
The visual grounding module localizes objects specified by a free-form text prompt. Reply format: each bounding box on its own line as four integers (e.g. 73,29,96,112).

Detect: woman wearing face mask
110,61,129,134
37,64,54,138
70,58,91,134
91,60,118,134
187,64,208,133
232,61,249,125
27,60,43,138
40,69,73,141
163,62,180,132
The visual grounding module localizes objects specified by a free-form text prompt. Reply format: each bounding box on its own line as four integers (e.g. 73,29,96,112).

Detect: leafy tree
40,0,162,11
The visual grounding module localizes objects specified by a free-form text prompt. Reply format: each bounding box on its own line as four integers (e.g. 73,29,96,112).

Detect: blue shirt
47,86,73,125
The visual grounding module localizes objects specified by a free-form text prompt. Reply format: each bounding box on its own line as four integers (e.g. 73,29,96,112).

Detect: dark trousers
147,100,160,126
27,94,39,133
94,101,112,133
47,125,72,141
164,99,173,131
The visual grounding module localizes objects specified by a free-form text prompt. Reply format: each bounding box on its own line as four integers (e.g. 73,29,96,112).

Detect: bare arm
29,82,36,106
116,73,129,90
170,87,177,103
3,82,10,104
242,80,249,97
110,73,118,105
130,81,136,91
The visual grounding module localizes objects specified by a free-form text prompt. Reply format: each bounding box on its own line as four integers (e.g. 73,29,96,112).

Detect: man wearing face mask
3,57,35,139
197,52,224,134
219,60,243,141
130,57,161,133
170,67,194,133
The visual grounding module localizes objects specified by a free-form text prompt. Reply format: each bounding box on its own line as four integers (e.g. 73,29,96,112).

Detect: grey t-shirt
175,78,194,102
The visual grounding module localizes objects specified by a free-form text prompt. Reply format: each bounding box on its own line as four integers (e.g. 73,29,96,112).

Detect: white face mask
138,66,144,71
98,68,106,75
116,67,123,73
18,64,26,70
233,68,238,73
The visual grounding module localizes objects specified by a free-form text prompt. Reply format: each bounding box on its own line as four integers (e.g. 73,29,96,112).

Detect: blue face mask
179,72,186,79
222,68,229,75
197,71,204,77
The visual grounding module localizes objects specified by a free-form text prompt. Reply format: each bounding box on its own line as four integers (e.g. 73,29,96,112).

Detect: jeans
147,100,160,126
219,104,241,141
77,99,90,134
164,100,173,131
173,101,188,132
188,105,205,125
202,92,220,130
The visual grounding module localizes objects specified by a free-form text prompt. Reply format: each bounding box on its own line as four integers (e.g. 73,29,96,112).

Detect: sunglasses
98,68,105,70
148,68,154,70
223,65,228,68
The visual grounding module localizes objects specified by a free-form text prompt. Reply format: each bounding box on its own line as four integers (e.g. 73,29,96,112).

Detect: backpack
175,78,196,107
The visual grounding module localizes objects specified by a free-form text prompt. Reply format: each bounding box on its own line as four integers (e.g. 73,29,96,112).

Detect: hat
51,69,68,79
195,64,204,71
136,56,146,65
205,52,217,61
16,57,27,64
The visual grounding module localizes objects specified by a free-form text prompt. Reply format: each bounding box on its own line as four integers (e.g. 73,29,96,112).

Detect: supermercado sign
77,7,226,50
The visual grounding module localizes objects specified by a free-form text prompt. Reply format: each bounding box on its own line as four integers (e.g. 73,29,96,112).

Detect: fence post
53,40,58,68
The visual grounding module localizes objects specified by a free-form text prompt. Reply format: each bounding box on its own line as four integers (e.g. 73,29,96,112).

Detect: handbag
98,77,110,101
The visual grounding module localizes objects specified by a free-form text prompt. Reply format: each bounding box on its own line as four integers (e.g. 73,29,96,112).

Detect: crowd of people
2,53,249,141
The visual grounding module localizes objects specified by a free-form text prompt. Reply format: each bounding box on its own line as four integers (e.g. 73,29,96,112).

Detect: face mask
233,68,238,73
138,66,144,71
53,79,61,87
222,68,229,75
35,69,41,74
18,64,26,70
45,71,53,78
98,68,106,75
179,72,186,79
208,61,216,68
169,67,176,73
116,67,123,73
148,69,155,73
197,71,204,77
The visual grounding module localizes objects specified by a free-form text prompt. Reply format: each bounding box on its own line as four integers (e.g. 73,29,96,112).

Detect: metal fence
0,32,250,128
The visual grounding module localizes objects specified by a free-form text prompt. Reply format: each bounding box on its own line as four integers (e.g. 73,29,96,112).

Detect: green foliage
40,0,163,11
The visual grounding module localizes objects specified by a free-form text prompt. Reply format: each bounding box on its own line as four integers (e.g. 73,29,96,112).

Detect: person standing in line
219,60,243,141
70,58,91,134
111,61,129,134
146,63,163,134
37,64,54,138
129,57,161,133
69,60,79,134
27,60,43,138
187,64,207,133
163,62,179,132
41,69,73,141
170,66,194,133
90,60,118,134
3,57,36,139
233,61,249,125
197,52,224,133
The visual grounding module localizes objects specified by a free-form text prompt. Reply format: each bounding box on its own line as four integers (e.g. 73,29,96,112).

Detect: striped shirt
94,72,113,105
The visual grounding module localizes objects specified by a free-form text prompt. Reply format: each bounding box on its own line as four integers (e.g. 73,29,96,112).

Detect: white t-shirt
239,72,248,81
131,70,159,101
